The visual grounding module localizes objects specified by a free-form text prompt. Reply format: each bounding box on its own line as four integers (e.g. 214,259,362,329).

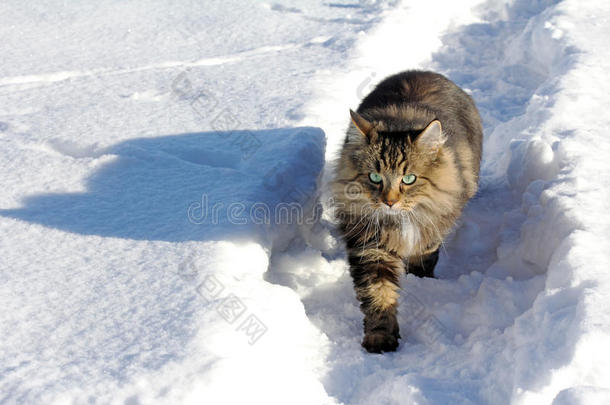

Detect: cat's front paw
362,332,399,353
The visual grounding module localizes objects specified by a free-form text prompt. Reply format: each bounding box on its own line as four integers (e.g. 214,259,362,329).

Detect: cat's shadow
1,128,319,242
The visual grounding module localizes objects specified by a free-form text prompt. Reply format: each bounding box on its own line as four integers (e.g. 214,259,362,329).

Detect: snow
1,0,609,404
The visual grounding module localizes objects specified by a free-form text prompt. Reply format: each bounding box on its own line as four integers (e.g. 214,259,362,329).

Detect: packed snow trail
1,0,610,404
291,0,610,403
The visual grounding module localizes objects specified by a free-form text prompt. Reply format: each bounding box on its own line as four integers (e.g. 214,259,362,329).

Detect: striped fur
331,71,482,353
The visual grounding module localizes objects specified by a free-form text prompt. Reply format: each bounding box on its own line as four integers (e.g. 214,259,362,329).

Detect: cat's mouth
382,205,402,214
378,204,411,217
377,201,415,214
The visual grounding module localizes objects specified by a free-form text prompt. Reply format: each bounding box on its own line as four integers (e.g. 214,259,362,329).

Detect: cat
331,70,482,353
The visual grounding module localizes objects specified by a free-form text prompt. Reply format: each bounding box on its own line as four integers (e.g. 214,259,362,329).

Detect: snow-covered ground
1,0,609,404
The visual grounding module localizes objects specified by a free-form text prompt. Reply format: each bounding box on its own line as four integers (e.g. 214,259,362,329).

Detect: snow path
1,0,609,404
287,0,610,403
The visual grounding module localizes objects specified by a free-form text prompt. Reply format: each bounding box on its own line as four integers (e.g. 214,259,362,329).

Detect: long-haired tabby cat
331,70,482,353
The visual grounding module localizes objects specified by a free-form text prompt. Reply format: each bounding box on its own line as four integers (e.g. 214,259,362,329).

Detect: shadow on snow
1,127,322,242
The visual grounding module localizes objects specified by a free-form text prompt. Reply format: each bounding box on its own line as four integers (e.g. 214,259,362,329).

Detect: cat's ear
350,109,377,142
415,120,446,151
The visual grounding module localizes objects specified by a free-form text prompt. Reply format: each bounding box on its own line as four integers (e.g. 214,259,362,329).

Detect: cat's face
340,111,451,221
360,135,426,213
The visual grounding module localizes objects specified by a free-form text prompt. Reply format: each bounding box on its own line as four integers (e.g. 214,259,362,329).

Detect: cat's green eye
369,172,383,184
402,174,417,185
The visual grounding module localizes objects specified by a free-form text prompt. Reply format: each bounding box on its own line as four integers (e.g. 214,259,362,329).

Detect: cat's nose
384,198,398,207
383,190,400,207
